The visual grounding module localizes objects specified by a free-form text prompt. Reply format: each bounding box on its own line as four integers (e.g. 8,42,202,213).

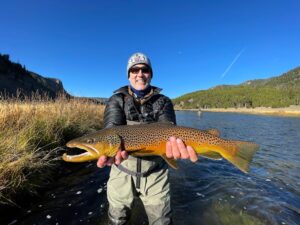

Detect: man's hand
96,150,128,168
166,137,198,162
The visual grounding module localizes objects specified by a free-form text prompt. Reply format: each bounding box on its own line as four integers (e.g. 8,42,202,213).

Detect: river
2,111,300,225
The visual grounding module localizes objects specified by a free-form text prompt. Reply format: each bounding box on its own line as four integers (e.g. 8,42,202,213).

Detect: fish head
63,130,121,163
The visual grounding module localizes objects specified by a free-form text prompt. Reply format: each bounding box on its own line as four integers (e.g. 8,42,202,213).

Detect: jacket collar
114,85,162,96
114,85,162,105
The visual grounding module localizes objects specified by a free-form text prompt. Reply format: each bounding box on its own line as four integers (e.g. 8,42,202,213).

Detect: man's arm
103,94,126,128
97,94,128,168
157,97,177,124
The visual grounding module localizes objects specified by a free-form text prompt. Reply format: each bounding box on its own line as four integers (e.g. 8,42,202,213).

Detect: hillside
0,54,69,99
173,67,300,109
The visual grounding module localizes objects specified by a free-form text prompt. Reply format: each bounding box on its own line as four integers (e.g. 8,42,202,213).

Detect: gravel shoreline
176,106,300,117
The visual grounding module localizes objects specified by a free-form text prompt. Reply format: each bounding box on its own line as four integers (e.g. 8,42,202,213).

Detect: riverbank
177,105,300,117
0,97,104,205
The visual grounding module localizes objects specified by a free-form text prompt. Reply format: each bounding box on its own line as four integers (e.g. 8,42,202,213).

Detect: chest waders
118,93,166,189
107,93,172,225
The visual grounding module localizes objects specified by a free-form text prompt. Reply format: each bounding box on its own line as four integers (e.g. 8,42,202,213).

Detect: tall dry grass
0,96,104,205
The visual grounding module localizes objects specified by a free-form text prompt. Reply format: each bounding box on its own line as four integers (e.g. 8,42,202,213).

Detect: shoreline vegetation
175,105,300,117
0,95,104,205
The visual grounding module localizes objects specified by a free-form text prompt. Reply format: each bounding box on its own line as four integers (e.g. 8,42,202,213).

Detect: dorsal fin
206,129,220,137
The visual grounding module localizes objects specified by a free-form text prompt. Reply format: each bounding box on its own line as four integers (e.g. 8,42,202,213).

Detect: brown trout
63,123,259,172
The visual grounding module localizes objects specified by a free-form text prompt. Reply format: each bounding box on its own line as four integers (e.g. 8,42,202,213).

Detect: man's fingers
176,138,189,159
97,155,107,168
170,136,180,159
187,146,198,162
121,150,128,160
115,151,122,165
166,141,173,158
96,150,129,168
106,157,114,166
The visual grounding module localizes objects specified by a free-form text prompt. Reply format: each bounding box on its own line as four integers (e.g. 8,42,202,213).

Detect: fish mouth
63,141,99,162
66,141,87,149
66,142,88,152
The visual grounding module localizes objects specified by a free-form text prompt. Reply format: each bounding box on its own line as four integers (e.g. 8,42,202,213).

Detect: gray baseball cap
127,52,153,77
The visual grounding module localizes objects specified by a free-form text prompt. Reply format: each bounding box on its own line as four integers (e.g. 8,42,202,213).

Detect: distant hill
0,54,69,99
173,67,300,109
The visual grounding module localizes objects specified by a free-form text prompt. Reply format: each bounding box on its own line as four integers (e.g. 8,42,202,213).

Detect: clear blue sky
1,0,299,98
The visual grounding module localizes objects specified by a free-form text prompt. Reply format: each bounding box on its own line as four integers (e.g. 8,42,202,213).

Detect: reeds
0,95,104,205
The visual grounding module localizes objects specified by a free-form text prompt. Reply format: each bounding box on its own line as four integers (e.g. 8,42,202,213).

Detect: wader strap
116,162,164,178
136,158,142,189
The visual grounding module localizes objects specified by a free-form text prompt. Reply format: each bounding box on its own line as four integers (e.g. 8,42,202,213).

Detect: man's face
128,64,152,90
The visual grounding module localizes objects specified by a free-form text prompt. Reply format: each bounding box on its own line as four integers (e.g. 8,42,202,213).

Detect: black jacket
103,85,176,128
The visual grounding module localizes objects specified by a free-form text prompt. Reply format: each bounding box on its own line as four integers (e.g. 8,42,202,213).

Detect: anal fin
199,151,222,160
130,148,155,157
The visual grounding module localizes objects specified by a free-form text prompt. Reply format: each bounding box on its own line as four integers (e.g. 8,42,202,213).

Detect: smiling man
97,52,197,225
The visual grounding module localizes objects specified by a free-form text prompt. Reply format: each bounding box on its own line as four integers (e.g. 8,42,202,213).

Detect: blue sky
1,0,299,98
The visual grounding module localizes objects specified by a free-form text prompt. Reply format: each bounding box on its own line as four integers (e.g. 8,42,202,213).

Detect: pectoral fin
105,133,122,157
161,154,178,169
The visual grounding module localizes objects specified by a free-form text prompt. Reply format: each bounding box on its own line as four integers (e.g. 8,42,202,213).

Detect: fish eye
86,139,94,144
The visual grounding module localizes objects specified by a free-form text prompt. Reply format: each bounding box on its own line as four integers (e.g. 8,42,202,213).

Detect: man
97,52,198,225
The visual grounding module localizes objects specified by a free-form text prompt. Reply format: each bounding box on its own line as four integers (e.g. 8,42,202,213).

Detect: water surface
3,111,300,225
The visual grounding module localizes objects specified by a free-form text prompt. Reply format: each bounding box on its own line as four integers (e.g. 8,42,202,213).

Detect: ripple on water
2,112,300,225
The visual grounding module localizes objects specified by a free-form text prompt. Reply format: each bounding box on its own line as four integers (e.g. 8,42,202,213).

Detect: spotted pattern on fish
109,123,233,152
64,122,259,172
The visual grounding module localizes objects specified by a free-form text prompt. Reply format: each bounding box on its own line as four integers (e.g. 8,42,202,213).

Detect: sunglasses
129,66,151,74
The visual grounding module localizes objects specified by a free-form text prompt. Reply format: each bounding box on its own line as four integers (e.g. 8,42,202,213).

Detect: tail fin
223,141,259,173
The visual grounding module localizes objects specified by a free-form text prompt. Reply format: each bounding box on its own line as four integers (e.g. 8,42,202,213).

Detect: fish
63,122,259,173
